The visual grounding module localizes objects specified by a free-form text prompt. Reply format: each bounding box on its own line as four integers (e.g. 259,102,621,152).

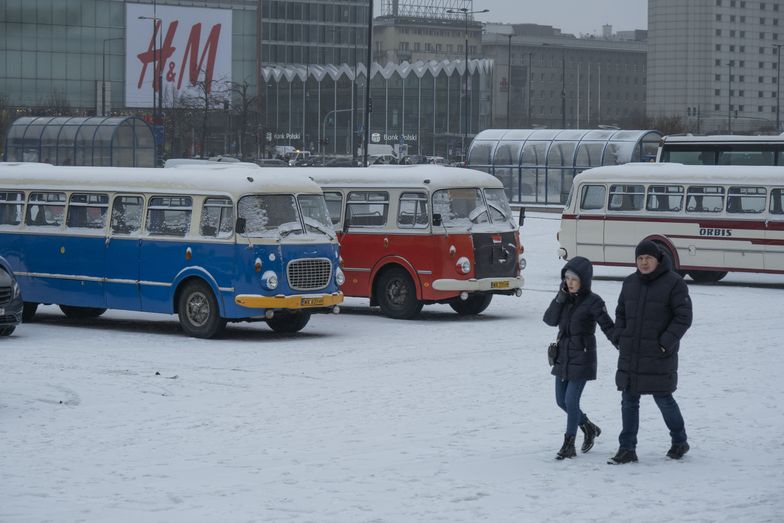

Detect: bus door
391,191,434,292
765,188,784,272
338,190,391,296
575,183,606,262
105,195,143,311
60,193,109,307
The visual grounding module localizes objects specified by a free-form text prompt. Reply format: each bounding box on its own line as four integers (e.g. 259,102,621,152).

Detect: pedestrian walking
543,256,615,460
608,239,693,465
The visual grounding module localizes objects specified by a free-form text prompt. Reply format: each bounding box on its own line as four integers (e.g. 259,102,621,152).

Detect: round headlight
456,256,471,275
261,270,278,290
518,255,527,270
335,267,345,286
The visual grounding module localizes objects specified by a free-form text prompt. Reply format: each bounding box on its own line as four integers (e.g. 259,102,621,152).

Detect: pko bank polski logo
125,3,232,108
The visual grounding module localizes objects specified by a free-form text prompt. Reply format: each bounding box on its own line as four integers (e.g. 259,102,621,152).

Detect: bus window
111,195,143,235
727,187,766,214
323,191,343,225
433,188,489,227
67,193,109,229
298,194,336,237
237,194,302,237
686,186,725,213
0,191,24,225
200,197,234,238
579,185,606,211
484,188,514,226
146,196,193,237
346,191,389,227
397,192,429,228
646,185,684,212
608,184,644,211
26,192,66,226
771,189,784,214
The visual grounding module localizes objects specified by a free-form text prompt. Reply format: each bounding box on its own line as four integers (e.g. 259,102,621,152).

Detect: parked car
0,256,23,336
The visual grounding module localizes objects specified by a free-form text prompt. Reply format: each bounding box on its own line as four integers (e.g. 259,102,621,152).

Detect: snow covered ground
1,212,783,522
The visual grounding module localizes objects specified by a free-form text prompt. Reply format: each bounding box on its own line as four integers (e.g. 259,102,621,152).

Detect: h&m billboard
125,3,232,108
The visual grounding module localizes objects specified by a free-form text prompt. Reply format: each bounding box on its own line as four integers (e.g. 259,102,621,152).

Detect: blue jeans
619,391,687,450
555,378,589,437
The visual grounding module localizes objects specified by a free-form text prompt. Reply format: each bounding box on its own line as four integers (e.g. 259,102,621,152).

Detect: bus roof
301,165,503,191
660,134,784,144
0,162,323,196
574,162,784,186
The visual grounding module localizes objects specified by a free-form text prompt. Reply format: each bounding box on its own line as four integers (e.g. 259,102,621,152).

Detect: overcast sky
378,1,648,36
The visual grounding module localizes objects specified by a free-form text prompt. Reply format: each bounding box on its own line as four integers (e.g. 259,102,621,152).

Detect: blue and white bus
0,163,344,338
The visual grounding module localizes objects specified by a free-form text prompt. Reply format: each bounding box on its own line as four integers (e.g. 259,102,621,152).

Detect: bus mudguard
171,267,227,317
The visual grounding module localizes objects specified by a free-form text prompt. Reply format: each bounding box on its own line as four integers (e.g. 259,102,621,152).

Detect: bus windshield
484,188,515,228
433,188,489,228
238,194,303,238
298,194,336,239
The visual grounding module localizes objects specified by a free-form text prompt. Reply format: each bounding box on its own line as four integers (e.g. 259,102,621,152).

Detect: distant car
0,256,23,336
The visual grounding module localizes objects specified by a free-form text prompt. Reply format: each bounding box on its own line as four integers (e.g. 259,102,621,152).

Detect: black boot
579,419,601,453
607,448,638,465
556,435,577,460
667,441,690,460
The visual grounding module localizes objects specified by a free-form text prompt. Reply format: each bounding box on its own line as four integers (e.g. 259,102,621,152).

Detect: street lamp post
507,33,512,127
447,7,489,164
101,37,123,116
363,0,373,167
561,49,566,128
139,12,164,163
728,60,733,134
775,44,783,132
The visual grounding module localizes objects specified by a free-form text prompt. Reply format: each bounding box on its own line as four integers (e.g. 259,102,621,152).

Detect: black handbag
547,340,559,366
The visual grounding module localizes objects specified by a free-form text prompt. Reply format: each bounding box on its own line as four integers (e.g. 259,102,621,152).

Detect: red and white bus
558,163,784,282
308,165,525,318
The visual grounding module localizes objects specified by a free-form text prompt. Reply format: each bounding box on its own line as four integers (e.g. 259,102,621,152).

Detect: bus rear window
26,192,66,227
0,191,24,226
146,196,193,237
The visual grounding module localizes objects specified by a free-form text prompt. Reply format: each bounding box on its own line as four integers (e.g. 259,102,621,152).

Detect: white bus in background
558,163,784,283
657,134,784,166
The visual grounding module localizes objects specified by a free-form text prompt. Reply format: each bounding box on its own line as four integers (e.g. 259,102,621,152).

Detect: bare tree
40,89,74,117
229,80,258,159
0,94,11,157
187,75,228,157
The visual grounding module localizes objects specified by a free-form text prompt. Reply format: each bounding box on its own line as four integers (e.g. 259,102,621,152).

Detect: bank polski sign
125,3,232,108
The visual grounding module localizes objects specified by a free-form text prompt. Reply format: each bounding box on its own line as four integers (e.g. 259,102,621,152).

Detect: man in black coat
608,240,693,465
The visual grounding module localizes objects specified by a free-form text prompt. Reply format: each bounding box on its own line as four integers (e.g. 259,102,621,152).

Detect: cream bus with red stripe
558,163,784,282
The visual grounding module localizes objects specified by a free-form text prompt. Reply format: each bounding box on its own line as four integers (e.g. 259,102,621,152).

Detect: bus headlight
335,267,345,286
456,256,471,275
518,255,527,270
261,270,278,290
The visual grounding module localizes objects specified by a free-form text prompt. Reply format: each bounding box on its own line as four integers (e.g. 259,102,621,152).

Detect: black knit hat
635,239,662,261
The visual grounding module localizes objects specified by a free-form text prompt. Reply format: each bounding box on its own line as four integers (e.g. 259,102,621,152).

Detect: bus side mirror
236,217,246,234
432,213,442,227
518,207,526,227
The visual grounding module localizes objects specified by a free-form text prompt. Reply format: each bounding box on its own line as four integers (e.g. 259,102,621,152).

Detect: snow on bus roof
661,134,784,143
301,165,504,190
0,162,323,195
574,162,784,186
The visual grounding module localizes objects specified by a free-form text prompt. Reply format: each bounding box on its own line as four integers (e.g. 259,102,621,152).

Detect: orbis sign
125,3,232,108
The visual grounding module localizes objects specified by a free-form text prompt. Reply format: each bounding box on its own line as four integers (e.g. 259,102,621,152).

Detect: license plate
300,297,325,306
491,281,509,289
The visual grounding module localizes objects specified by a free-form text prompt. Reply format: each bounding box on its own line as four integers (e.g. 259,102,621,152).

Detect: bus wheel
59,305,107,319
450,294,493,315
376,268,423,319
0,326,15,336
688,270,728,283
266,312,311,333
22,302,38,322
177,280,226,339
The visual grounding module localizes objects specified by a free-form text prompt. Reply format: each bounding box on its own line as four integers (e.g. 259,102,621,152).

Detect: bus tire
22,302,38,322
177,280,226,339
450,294,493,315
59,305,107,319
0,326,15,336
376,267,423,319
266,312,311,333
688,270,728,283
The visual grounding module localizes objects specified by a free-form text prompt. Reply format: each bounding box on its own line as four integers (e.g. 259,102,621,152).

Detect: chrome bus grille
287,258,332,291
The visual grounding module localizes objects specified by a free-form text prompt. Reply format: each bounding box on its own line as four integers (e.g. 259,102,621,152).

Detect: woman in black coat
543,256,615,460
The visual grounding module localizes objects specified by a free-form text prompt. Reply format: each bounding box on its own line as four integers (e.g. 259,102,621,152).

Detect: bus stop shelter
467,129,662,204
4,116,155,167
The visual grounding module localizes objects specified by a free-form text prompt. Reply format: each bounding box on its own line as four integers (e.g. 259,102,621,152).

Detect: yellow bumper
235,292,344,310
